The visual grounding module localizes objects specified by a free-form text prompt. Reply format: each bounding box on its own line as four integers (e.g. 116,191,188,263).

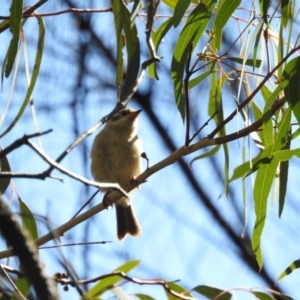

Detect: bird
90,108,143,240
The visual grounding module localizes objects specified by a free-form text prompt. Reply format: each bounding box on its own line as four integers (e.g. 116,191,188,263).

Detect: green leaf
229,153,261,181
5,0,23,78
227,57,262,68
173,0,191,27
171,0,217,120
252,18,264,73
0,16,45,138
189,69,211,89
83,260,140,299
214,0,241,49
277,258,300,281
148,17,173,79
281,0,291,28
262,84,283,146
19,197,38,240
252,291,274,300
193,285,232,300
252,108,291,269
12,278,31,300
0,154,11,194
135,294,156,300
162,0,177,10
252,101,264,144
165,282,192,300
111,0,125,94
190,145,221,168
283,56,300,125
112,0,140,103
259,0,271,24
273,148,300,161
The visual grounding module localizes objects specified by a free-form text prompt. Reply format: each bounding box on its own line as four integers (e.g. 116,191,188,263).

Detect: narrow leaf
83,260,140,299
119,1,140,102
173,0,191,28
5,0,23,78
259,0,271,24
148,18,173,79
0,16,45,138
189,69,211,89
171,0,217,120
252,292,274,300
135,294,156,300
193,285,232,300
19,197,38,240
190,145,220,168
165,282,192,300
0,154,11,194
283,57,300,125
230,153,261,181
277,258,300,281
214,0,241,49
252,108,291,269
111,0,125,93
227,57,262,68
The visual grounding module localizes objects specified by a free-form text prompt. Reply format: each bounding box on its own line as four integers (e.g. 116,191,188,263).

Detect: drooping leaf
165,282,192,300
190,145,221,168
171,0,217,120
19,197,38,240
148,18,173,79
214,0,241,49
281,0,291,28
283,56,300,125
0,153,11,194
173,0,191,27
193,285,232,300
230,153,261,181
227,57,262,68
5,0,23,78
262,84,283,147
252,291,274,300
112,0,140,103
135,294,156,300
111,0,125,95
259,0,271,24
252,108,291,269
82,260,140,299
162,0,177,10
0,16,45,138
277,258,300,282
189,69,212,89
12,278,31,300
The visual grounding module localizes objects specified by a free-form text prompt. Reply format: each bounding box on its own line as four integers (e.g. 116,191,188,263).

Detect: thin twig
0,265,26,300
59,271,192,300
0,129,52,159
189,110,218,143
208,45,300,138
71,190,99,219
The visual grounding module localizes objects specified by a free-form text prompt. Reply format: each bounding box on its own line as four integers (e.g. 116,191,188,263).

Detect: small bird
90,108,143,240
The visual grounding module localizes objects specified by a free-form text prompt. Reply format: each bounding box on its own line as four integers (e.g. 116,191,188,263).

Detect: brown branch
59,271,193,300
0,96,286,260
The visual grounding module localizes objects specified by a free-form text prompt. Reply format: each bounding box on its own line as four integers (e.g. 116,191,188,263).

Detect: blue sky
0,0,300,299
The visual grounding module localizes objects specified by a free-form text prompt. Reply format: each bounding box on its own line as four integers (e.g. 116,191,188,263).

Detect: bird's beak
129,109,142,122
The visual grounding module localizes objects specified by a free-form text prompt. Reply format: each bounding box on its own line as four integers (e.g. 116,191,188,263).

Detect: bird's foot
102,192,113,209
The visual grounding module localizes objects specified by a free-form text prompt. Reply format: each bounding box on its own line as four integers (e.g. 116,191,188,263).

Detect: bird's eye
121,110,128,116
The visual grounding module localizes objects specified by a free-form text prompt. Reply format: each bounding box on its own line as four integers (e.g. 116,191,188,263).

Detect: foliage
0,0,299,299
